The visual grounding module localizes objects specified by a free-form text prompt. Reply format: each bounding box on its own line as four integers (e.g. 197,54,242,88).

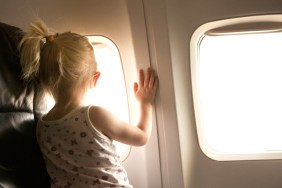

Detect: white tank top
37,105,132,188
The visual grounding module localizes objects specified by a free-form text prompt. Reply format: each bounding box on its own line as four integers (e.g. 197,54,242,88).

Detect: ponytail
19,20,49,81
19,19,97,104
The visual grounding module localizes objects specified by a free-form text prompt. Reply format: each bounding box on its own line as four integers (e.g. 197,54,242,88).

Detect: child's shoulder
88,105,114,119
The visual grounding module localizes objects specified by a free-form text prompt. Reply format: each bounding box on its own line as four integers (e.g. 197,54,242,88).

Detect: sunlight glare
87,37,130,160
199,32,282,154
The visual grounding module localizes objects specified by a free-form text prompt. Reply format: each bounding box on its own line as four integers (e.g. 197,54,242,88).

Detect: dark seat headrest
0,22,50,188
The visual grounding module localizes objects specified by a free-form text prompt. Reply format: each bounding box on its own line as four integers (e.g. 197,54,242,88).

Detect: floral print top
37,105,132,188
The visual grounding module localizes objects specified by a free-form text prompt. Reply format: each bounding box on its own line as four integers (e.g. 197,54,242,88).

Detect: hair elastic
40,33,59,49
46,34,55,42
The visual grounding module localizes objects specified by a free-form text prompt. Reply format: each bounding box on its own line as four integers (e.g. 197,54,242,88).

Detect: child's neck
43,100,83,121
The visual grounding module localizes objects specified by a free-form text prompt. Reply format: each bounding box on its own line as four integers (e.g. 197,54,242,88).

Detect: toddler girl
19,20,158,188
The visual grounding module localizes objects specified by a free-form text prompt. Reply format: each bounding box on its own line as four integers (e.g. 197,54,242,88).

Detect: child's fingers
153,75,159,92
139,69,144,87
133,82,138,93
149,69,155,88
144,68,151,86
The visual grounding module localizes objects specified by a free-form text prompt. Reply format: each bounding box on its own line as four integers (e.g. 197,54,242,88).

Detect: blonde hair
19,20,97,105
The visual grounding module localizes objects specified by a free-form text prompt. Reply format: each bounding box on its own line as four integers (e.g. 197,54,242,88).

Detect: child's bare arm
89,68,158,146
133,68,158,144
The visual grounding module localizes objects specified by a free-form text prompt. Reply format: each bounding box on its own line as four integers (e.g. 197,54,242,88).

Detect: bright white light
87,36,130,160
198,32,282,154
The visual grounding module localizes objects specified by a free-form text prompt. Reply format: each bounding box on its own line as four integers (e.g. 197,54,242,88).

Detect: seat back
0,22,50,188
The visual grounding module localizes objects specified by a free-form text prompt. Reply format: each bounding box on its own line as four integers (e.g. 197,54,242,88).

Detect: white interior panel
143,0,282,187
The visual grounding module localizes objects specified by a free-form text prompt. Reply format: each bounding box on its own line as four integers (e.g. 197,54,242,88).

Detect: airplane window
46,36,130,161
87,36,130,161
191,15,282,161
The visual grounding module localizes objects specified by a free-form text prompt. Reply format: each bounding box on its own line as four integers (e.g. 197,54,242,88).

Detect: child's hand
134,67,158,105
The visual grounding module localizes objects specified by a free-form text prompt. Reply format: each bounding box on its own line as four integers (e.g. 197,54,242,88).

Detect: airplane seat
0,22,50,188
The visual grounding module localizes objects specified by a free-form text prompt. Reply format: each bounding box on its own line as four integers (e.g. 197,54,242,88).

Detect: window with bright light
46,36,130,161
191,15,282,161
87,36,130,161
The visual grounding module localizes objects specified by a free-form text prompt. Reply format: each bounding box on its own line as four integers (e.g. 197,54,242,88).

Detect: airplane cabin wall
143,0,282,187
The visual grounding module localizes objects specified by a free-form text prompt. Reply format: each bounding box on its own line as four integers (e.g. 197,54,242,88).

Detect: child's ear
93,72,101,87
